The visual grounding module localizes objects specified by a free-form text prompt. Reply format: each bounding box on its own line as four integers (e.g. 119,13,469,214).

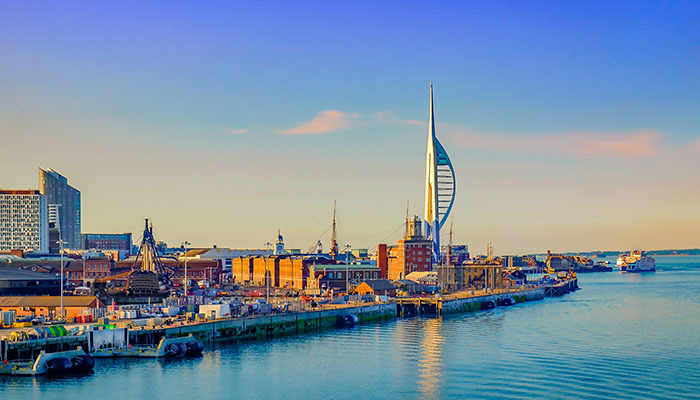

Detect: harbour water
3,256,700,399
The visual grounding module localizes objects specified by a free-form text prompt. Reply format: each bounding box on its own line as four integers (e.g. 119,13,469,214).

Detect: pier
396,286,546,317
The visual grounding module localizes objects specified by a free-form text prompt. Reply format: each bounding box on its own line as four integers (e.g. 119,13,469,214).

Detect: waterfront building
0,190,49,253
65,253,114,287
463,261,503,289
423,83,456,265
379,216,433,281
437,264,467,291
0,296,103,320
82,233,132,252
0,267,60,296
185,247,271,278
38,168,81,249
306,263,381,293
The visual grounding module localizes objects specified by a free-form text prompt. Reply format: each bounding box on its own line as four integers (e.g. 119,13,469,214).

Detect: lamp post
182,241,190,300
345,244,351,296
264,242,272,301
57,239,65,319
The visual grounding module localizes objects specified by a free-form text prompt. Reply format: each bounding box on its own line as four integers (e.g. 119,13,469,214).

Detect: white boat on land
0,347,94,376
617,250,656,272
91,334,203,358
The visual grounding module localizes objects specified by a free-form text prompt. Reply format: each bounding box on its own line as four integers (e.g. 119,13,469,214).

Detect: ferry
617,250,656,272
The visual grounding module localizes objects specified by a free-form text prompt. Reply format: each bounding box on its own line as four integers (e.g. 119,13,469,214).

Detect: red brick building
379,217,433,281
66,256,114,287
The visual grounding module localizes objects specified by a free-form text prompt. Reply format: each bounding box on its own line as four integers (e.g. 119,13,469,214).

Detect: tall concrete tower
424,83,456,266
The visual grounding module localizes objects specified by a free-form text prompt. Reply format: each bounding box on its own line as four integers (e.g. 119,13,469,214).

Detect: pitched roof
0,296,102,307
360,279,396,291
0,267,60,281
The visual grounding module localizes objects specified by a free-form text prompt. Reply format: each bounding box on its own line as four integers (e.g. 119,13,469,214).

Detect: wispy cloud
279,110,360,135
401,119,427,126
229,128,247,135
443,126,664,158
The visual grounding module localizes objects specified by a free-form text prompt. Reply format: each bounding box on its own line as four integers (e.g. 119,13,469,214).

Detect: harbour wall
441,287,545,314
142,302,397,344
3,284,571,360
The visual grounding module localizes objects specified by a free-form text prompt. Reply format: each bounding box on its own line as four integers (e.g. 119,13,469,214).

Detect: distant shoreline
528,249,700,258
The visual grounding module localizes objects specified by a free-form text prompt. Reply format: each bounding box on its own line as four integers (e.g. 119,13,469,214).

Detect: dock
2,303,396,361
396,286,546,316
2,280,578,362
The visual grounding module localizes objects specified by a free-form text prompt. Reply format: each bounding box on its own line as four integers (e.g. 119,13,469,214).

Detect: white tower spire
424,83,456,266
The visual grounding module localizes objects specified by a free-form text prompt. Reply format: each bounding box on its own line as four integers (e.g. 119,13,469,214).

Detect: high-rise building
424,83,456,266
38,168,81,249
0,190,48,253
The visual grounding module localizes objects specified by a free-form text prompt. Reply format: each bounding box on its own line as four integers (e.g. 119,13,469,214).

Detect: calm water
3,256,700,399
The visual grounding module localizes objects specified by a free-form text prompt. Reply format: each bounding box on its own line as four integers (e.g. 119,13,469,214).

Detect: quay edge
3,282,577,360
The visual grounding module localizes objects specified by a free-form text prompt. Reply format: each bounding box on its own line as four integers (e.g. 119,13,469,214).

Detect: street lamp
57,239,65,319
181,241,191,300
264,242,272,301
344,244,352,296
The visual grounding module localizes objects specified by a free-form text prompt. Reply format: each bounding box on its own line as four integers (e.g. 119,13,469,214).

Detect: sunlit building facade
39,168,81,249
0,190,48,253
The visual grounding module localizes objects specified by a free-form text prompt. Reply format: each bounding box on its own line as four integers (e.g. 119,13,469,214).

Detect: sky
1,1,699,254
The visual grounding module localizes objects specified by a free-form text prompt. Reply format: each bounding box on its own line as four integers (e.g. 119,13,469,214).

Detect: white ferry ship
616,250,656,272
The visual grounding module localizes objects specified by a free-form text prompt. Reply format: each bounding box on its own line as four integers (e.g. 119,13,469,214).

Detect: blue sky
1,1,699,253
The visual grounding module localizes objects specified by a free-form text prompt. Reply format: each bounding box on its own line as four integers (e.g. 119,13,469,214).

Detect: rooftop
0,267,59,281
0,296,101,308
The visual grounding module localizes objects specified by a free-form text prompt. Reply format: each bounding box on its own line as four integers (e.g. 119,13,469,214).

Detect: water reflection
417,317,444,398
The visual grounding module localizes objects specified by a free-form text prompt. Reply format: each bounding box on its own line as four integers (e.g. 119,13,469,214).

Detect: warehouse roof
0,296,102,307
0,267,59,281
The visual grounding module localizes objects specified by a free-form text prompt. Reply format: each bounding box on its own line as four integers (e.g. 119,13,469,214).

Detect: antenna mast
330,200,338,260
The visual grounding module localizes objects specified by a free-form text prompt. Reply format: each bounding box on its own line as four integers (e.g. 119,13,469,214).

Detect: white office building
0,190,49,253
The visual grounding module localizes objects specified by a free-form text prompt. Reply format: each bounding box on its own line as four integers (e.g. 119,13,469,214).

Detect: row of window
326,271,379,279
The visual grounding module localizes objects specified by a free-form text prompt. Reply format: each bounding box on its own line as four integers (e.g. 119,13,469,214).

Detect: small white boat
0,347,94,376
91,335,203,358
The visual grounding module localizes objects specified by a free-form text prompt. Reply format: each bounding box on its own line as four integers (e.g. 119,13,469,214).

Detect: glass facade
39,168,81,249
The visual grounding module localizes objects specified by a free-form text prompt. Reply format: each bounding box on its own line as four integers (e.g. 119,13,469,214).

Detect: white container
161,307,180,317
199,304,231,319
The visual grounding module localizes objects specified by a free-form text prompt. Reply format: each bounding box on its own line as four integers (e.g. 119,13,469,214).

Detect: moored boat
617,250,656,273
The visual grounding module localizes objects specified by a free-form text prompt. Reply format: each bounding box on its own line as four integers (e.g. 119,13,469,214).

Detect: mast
448,221,453,266
330,201,338,260
404,200,410,239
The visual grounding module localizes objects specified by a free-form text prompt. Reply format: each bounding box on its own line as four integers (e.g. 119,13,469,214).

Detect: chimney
377,244,388,279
